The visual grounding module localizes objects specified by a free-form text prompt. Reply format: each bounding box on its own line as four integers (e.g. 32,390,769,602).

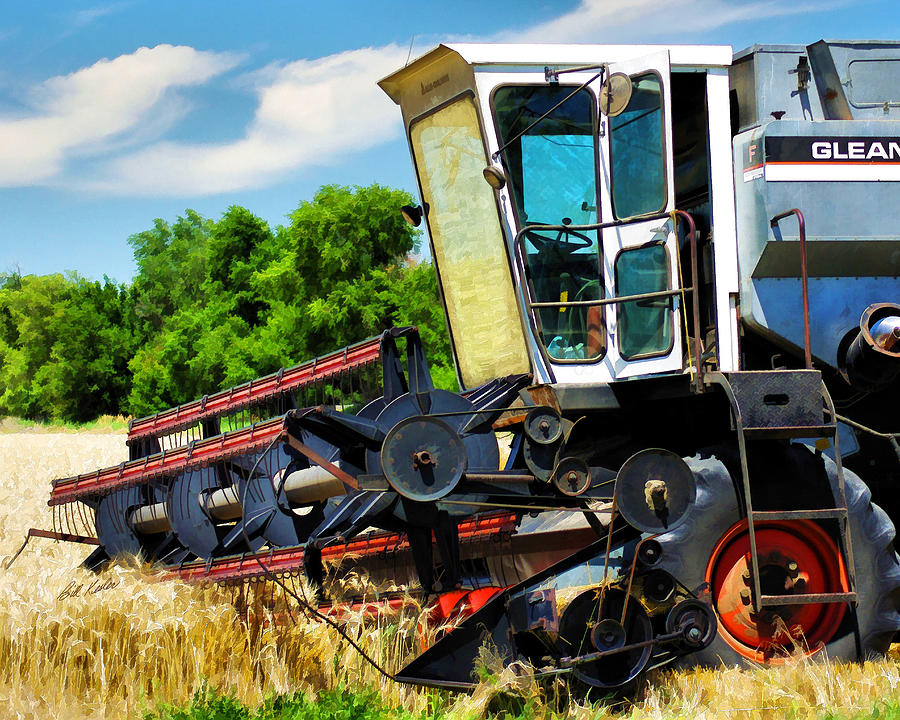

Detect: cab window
615,243,672,359
609,73,666,219
493,84,603,361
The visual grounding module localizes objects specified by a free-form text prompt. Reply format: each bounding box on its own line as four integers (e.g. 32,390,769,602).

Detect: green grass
141,685,900,720
826,704,900,720
142,685,433,720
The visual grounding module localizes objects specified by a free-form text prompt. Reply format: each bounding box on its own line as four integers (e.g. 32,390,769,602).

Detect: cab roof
379,42,733,103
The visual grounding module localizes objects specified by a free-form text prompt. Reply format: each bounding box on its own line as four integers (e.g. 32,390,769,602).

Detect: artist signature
57,577,119,600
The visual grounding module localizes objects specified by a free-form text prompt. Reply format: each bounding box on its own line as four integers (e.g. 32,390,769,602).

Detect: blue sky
0,0,897,284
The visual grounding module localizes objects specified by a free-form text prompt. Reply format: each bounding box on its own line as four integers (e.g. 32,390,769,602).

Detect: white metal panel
444,43,733,68
706,68,741,372
474,55,732,385
765,164,900,181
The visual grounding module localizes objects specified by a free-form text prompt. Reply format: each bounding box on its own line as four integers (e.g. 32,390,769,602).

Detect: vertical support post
822,385,857,598
708,373,762,612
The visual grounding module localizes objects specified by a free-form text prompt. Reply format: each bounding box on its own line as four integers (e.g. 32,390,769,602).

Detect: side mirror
599,72,633,117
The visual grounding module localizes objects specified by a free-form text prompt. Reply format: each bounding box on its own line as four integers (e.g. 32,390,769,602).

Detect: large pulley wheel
557,587,653,690
616,448,696,533
366,388,499,505
381,416,466,502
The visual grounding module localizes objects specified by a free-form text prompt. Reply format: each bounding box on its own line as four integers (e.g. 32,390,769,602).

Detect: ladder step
760,591,856,607
742,424,836,439
751,508,848,521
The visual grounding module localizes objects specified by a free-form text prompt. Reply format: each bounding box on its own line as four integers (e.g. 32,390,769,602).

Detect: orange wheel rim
705,519,848,663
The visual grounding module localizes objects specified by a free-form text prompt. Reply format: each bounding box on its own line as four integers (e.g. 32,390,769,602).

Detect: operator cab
380,44,738,390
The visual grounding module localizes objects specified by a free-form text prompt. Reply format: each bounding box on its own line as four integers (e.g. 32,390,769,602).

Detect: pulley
552,456,592,496
665,598,717,651
642,569,676,603
522,406,564,482
365,388,499,504
381,415,467,502
616,449,696,533
523,406,563,445
558,587,653,689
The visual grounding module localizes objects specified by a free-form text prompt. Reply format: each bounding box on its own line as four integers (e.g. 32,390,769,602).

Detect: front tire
656,445,900,666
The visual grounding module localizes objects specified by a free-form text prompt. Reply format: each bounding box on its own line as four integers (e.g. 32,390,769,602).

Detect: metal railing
770,208,812,370
512,210,703,391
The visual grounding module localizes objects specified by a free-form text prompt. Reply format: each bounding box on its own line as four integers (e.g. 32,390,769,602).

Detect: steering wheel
523,220,593,256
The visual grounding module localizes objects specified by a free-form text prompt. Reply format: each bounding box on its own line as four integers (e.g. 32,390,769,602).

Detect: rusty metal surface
760,592,856,606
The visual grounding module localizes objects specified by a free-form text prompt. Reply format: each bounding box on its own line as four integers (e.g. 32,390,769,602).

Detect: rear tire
656,446,900,666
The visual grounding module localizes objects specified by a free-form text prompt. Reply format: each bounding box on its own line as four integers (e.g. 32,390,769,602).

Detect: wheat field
1,429,900,719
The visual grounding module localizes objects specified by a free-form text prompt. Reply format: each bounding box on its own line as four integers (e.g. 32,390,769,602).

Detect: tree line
0,184,453,422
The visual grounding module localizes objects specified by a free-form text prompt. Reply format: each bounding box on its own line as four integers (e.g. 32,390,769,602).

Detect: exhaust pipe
843,303,900,391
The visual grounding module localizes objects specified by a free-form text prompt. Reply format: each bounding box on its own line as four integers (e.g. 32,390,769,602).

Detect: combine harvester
42,40,900,693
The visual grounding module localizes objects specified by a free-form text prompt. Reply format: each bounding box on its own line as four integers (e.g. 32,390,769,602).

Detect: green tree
252,183,426,361
129,210,212,335
286,183,420,303
0,184,456,422
126,185,453,416
127,206,276,415
35,277,137,421
206,206,273,326
0,274,136,421
0,274,72,418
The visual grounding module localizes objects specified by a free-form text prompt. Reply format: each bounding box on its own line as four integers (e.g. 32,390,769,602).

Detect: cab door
598,52,685,380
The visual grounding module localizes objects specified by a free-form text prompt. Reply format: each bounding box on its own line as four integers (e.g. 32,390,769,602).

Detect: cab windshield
493,85,602,361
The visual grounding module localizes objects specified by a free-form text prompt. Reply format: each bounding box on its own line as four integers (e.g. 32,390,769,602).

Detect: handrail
675,210,702,392
512,210,703,391
770,208,812,370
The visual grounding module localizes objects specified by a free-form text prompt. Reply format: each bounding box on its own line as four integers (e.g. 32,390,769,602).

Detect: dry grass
1,431,899,720
0,432,453,720
0,415,129,434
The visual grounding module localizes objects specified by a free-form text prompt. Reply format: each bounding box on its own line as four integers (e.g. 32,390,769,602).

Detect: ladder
709,370,857,614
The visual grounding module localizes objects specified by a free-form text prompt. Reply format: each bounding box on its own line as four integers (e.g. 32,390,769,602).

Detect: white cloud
0,45,240,185
99,45,408,195
504,0,848,43
0,0,852,196
97,0,847,197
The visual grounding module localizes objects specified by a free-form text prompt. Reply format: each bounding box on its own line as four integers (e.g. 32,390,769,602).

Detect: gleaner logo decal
762,136,900,181
810,139,900,160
